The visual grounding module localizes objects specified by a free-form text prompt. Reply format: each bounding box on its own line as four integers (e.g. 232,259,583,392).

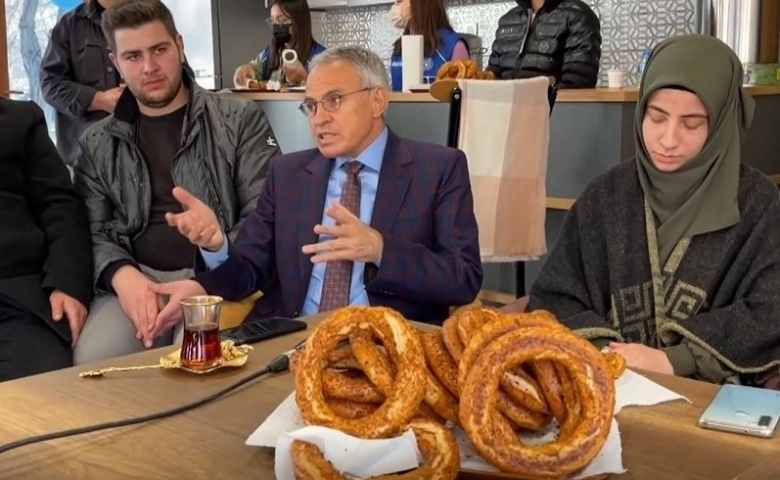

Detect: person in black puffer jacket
487,0,602,88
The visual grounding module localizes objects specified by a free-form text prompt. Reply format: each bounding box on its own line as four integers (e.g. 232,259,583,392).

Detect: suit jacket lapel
372,130,412,235
297,154,331,305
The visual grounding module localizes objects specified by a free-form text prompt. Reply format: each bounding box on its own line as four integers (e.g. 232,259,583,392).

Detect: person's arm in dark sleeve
40,17,100,118
559,9,602,88
24,102,94,307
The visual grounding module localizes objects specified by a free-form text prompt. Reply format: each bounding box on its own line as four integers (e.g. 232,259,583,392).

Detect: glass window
162,0,215,89
5,0,61,138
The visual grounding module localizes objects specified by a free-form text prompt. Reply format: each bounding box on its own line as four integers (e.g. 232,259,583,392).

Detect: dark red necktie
318,160,363,312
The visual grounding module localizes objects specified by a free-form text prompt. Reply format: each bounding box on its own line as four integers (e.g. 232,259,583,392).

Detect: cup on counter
607,69,627,88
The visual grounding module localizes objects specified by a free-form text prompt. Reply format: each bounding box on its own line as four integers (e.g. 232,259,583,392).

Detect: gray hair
308,45,390,90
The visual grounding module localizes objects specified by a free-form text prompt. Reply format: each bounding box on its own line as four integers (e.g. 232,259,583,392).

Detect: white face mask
388,4,408,29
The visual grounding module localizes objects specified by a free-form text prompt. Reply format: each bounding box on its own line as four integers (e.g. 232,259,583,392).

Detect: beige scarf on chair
457,77,550,262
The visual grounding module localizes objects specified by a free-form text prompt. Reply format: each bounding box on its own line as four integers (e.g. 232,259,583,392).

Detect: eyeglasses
298,88,373,117
265,17,292,26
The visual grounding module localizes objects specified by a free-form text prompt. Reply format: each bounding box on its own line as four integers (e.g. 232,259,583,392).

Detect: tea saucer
78,341,253,378
160,340,253,373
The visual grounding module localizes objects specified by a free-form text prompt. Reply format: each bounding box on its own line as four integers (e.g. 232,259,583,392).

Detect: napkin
613,368,691,413
248,396,421,480
274,426,420,480
247,369,689,479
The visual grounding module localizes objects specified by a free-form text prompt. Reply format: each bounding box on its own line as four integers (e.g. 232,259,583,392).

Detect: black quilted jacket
487,0,602,88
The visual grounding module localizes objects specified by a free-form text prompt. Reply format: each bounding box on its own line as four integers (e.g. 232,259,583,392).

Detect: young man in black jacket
487,0,602,88
0,98,94,382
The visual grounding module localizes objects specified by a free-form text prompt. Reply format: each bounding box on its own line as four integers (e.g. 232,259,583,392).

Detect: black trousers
0,297,72,382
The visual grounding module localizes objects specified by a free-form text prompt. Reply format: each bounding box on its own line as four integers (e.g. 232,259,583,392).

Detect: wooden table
0,325,777,480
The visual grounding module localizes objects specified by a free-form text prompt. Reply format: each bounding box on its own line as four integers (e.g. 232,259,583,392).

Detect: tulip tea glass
179,295,223,371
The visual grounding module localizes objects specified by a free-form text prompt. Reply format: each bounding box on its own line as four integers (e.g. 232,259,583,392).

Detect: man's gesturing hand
301,200,384,264
166,187,225,251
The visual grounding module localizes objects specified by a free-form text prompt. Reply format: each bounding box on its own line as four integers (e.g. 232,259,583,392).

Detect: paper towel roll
282,49,298,65
401,35,424,92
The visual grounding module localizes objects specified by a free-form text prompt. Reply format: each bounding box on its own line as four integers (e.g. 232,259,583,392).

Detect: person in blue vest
388,0,470,91
234,0,326,87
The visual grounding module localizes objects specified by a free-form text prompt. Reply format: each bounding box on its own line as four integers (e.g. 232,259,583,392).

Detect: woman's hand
608,342,674,375
283,60,308,84
234,64,258,87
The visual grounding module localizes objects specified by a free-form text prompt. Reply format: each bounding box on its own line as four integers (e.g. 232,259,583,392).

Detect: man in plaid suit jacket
155,46,482,327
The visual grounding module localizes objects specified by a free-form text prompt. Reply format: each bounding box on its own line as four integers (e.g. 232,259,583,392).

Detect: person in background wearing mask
388,0,469,91
487,0,601,88
233,0,326,87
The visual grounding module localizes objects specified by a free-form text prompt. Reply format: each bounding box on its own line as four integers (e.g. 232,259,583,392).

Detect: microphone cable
0,343,302,456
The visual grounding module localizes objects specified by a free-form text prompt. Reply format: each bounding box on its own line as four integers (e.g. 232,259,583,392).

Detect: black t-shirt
130,105,197,271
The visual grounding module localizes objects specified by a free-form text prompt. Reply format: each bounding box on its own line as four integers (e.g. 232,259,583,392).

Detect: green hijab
635,35,755,266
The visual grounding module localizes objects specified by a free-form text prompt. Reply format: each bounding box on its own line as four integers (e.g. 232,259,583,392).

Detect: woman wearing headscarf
527,35,780,386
